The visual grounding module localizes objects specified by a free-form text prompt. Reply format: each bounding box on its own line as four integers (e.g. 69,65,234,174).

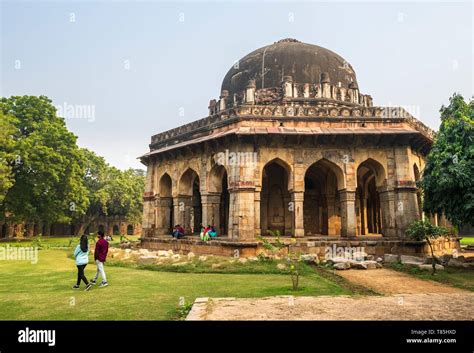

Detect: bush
406,219,449,241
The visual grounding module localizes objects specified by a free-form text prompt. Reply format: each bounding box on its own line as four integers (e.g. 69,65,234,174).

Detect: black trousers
77,264,89,286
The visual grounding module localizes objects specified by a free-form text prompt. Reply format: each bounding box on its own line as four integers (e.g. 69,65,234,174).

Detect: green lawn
1,235,141,249
388,263,474,292
0,248,351,320
460,237,474,246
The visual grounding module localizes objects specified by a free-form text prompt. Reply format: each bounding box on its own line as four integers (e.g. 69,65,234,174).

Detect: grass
460,237,474,246
388,262,474,292
0,235,141,249
0,248,352,320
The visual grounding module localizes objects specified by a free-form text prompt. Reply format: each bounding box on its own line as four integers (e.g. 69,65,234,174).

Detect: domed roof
221,38,358,96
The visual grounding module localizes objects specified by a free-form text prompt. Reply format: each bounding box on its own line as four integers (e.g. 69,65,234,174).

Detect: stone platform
141,235,460,258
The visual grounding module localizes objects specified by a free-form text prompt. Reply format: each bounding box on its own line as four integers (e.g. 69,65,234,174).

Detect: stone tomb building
140,39,458,257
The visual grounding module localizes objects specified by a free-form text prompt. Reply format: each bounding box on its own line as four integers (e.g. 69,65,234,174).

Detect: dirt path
187,268,473,320
188,293,474,320
335,268,465,294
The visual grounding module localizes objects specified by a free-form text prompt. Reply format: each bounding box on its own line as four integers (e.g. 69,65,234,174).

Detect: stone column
394,184,419,238
254,190,261,238
201,193,221,229
156,197,173,235
228,189,255,241
291,191,305,237
378,188,396,238
326,194,337,235
339,190,356,237
173,196,192,233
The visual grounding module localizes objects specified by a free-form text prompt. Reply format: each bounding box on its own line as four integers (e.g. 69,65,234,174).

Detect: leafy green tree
406,219,448,275
0,96,88,225
106,168,145,224
72,148,145,234
0,112,18,203
419,94,474,228
72,148,110,235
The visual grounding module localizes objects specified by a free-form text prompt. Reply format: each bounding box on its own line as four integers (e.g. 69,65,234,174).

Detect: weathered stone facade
140,39,456,255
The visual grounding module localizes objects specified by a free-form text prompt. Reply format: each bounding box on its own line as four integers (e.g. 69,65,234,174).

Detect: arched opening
158,173,173,234
178,168,202,235
127,224,134,235
1,224,6,238
413,164,422,218
261,159,291,236
208,165,230,236
113,225,120,235
98,224,105,233
304,159,343,235
356,159,386,235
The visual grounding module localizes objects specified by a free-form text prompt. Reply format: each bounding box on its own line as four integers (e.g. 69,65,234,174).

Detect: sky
1,0,472,170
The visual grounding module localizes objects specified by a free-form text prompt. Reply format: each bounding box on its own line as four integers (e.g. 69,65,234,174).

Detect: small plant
31,234,44,249
176,301,193,320
287,252,302,291
406,219,449,275
258,230,302,289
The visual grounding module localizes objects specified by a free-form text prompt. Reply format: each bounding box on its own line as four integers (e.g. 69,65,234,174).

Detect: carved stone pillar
395,184,420,239
156,197,173,235
173,196,192,234
378,187,396,238
326,194,337,236
228,189,255,241
201,193,221,230
339,190,356,237
254,190,261,238
291,191,305,237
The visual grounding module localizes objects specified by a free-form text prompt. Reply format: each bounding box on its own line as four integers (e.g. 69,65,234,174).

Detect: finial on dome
274,38,301,44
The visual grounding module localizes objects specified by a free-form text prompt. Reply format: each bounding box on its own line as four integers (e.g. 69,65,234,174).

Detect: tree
0,96,88,226
0,112,18,204
419,94,474,228
106,168,145,224
72,149,145,235
72,148,110,235
406,219,448,275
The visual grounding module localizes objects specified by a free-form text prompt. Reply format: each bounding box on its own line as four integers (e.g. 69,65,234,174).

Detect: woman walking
73,234,92,291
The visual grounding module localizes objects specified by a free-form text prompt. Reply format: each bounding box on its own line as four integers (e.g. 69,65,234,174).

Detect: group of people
199,224,217,241
170,224,218,241
72,230,109,291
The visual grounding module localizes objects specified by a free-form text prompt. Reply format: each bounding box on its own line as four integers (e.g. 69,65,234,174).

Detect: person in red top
90,230,109,287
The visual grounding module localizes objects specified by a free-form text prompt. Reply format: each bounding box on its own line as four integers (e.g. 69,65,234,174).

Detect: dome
221,38,358,96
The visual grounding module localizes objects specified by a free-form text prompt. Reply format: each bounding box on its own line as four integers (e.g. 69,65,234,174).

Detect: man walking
90,230,109,288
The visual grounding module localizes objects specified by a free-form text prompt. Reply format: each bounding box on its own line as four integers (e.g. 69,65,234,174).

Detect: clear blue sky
1,0,472,170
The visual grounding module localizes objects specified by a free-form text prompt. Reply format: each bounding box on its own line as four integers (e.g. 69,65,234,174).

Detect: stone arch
261,159,292,236
357,158,387,187
304,159,344,235
260,157,293,190
208,164,228,193
127,224,134,235
113,224,120,235
156,172,174,234
178,168,200,196
207,164,230,235
356,158,386,235
305,158,346,191
159,172,173,197
177,168,202,234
